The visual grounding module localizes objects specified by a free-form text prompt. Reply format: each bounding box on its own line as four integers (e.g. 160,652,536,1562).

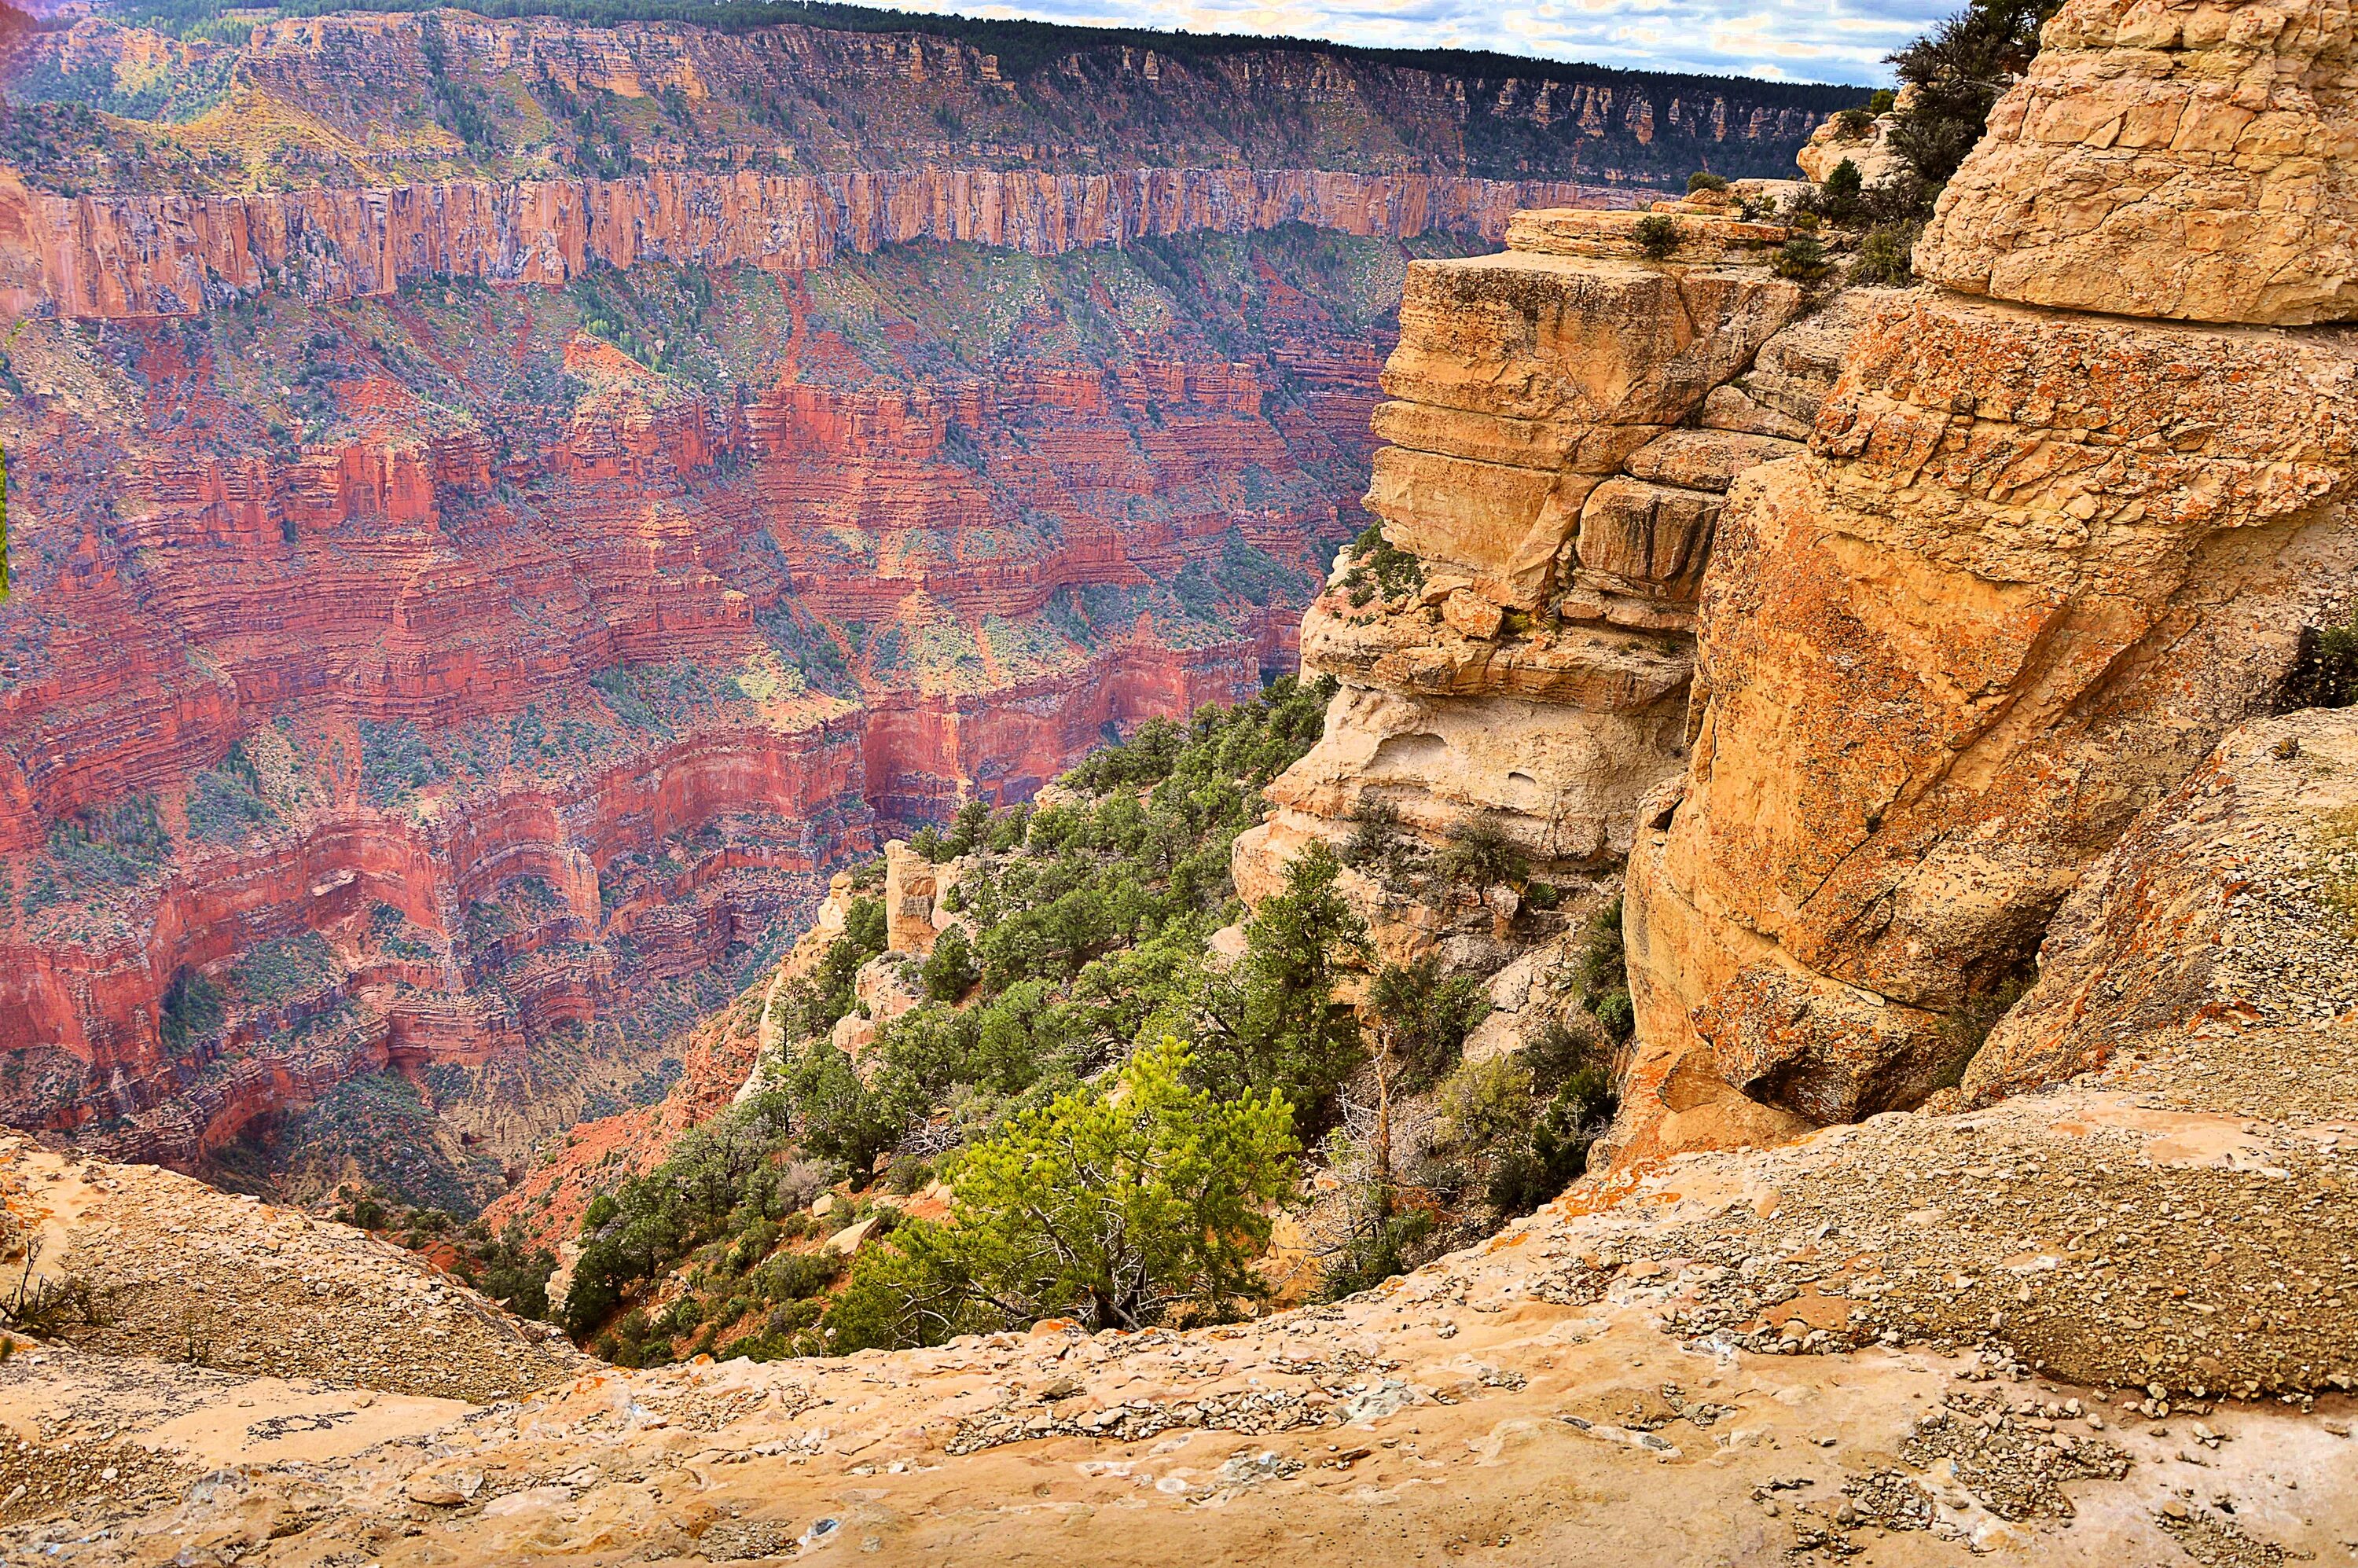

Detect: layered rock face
1913,0,2358,324
7,167,1611,321
0,6,1855,321
1618,0,2358,1163
0,6,1850,1205
2,9,1847,189
0,225,1420,1201
1239,198,1871,953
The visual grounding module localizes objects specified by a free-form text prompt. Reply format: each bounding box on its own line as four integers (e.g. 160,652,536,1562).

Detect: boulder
1794,111,1909,188
1916,0,2358,324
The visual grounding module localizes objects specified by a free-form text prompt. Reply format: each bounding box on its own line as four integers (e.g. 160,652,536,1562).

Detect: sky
881,0,1948,83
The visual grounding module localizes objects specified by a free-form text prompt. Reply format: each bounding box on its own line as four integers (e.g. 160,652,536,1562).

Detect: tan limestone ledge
1370,252,1806,607
1298,586,1691,709
1261,682,1687,871
1505,203,1791,264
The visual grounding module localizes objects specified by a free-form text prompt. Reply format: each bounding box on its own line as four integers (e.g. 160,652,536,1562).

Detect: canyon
0,2,1858,1200
0,224,1411,1205
8,0,2358,1561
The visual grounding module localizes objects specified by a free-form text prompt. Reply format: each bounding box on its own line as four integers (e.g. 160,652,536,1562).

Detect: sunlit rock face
1915,0,2358,325
1239,200,1875,970
1619,0,2358,1159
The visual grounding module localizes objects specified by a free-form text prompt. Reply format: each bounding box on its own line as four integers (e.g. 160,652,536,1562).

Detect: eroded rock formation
0,226,1410,1197
1914,0,2358,325
1616,0,2358,1162
1238,196,1875,965
5,167,1614,322
0,2,1853,1199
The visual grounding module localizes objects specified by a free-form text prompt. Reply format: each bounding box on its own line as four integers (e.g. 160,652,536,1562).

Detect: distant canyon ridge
0,4,1849,1210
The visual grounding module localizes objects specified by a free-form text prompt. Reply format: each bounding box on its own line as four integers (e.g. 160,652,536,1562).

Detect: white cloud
883,0,1948,83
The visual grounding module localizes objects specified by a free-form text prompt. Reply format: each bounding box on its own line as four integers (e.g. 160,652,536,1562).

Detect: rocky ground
0,1137,586,1406
6,971,2356,1566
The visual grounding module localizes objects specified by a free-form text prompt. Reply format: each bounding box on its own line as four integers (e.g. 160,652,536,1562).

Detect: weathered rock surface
8,1009,2357,1564
1967,704,2358,1103
1367,233,1805,611
1241,205,1870,968
0,1133,586,1401
1794,108,1911,187
6,166,1616,322
1620,292,2358,1162
1915,0,2358,325
881,839,940,956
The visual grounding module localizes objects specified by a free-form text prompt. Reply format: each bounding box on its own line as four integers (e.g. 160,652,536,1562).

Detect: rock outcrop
1794,106,1910,188
1965,705,2358,1103
1618,0,2358,1162
1913,0,2358,324
1238,199,1874,961
881,839,939,956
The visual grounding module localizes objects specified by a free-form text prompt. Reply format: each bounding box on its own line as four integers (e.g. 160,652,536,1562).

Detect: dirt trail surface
6,990,2356,1568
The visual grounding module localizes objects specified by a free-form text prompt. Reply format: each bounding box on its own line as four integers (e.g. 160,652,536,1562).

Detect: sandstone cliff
1612,0,2358,1163
1227,0,2358,1180
1235,194,1876,982
1618,294,2358,1158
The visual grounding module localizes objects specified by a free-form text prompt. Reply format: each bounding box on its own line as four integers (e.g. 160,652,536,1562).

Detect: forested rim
82,0,1857,101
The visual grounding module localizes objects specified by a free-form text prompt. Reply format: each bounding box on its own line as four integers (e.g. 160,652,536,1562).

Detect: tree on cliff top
1886,0,2059,185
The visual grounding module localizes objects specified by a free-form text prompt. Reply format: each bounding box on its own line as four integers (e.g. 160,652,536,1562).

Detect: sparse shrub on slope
561,676,1352,1363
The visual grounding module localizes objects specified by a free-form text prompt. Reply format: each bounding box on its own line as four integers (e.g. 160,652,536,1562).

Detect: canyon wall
2,8,1849,189
1,714,869,1172
1236,195,1873,979
0,4,1847,1203
0,222,1422,1199
1233,0,2358,1175
6,166,1618,321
